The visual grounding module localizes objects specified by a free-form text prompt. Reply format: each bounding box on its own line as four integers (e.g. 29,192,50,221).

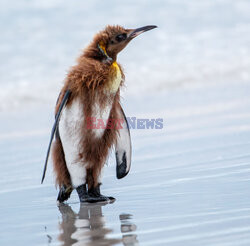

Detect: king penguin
41,25,157,203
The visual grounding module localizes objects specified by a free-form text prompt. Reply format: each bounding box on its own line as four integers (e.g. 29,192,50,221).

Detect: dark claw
85,196,110,203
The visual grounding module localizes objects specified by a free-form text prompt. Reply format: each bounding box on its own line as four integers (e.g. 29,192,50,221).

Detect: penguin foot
88,184,115,203
76,184,91,203
57,185,73,203
76,183,115,203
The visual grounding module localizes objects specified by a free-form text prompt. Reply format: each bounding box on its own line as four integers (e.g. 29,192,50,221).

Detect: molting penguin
41,25,157,203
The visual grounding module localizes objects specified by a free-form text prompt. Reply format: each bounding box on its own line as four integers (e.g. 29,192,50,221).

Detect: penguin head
84,25,157,62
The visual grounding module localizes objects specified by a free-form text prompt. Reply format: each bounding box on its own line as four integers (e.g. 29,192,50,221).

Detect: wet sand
1,80,250,245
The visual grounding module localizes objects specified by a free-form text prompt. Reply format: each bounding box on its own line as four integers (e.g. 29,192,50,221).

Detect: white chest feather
59,98,84,162
59,97,113,145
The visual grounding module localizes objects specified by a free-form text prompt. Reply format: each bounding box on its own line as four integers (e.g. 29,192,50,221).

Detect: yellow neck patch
109,61,122,93
99,42,109,57
99,42,122,93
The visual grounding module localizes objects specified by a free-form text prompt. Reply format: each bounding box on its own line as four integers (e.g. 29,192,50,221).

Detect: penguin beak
128,25,157,39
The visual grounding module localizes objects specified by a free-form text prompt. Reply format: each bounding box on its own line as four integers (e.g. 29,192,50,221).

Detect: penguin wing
115,104,132,179
41,90,71,184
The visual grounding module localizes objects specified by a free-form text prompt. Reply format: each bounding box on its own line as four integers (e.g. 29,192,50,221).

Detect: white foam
0,0,250,111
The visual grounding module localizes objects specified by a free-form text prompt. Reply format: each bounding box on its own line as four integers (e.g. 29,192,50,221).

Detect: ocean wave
1,0,250,111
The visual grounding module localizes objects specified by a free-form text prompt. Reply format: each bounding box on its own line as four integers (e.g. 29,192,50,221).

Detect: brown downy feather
52,25,126,188
52,137,71,187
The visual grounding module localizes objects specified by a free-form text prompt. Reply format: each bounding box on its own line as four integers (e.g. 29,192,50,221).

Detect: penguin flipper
41,90,71,184
115,105,132,179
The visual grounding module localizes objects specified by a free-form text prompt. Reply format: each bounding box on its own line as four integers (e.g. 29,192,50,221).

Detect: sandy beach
1,0,250,245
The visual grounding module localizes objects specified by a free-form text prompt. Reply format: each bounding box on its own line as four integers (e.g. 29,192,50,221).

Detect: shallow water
1,80,250,245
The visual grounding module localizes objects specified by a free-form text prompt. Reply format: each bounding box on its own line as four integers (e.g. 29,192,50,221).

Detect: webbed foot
88,184,115,203
76,183,115,203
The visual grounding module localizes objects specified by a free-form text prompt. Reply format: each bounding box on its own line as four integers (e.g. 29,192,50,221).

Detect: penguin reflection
58,203,120,246
120,214,139,246
58,204,138,246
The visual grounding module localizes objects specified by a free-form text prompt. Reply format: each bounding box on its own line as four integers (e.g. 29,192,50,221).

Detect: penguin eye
115,33,127,42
